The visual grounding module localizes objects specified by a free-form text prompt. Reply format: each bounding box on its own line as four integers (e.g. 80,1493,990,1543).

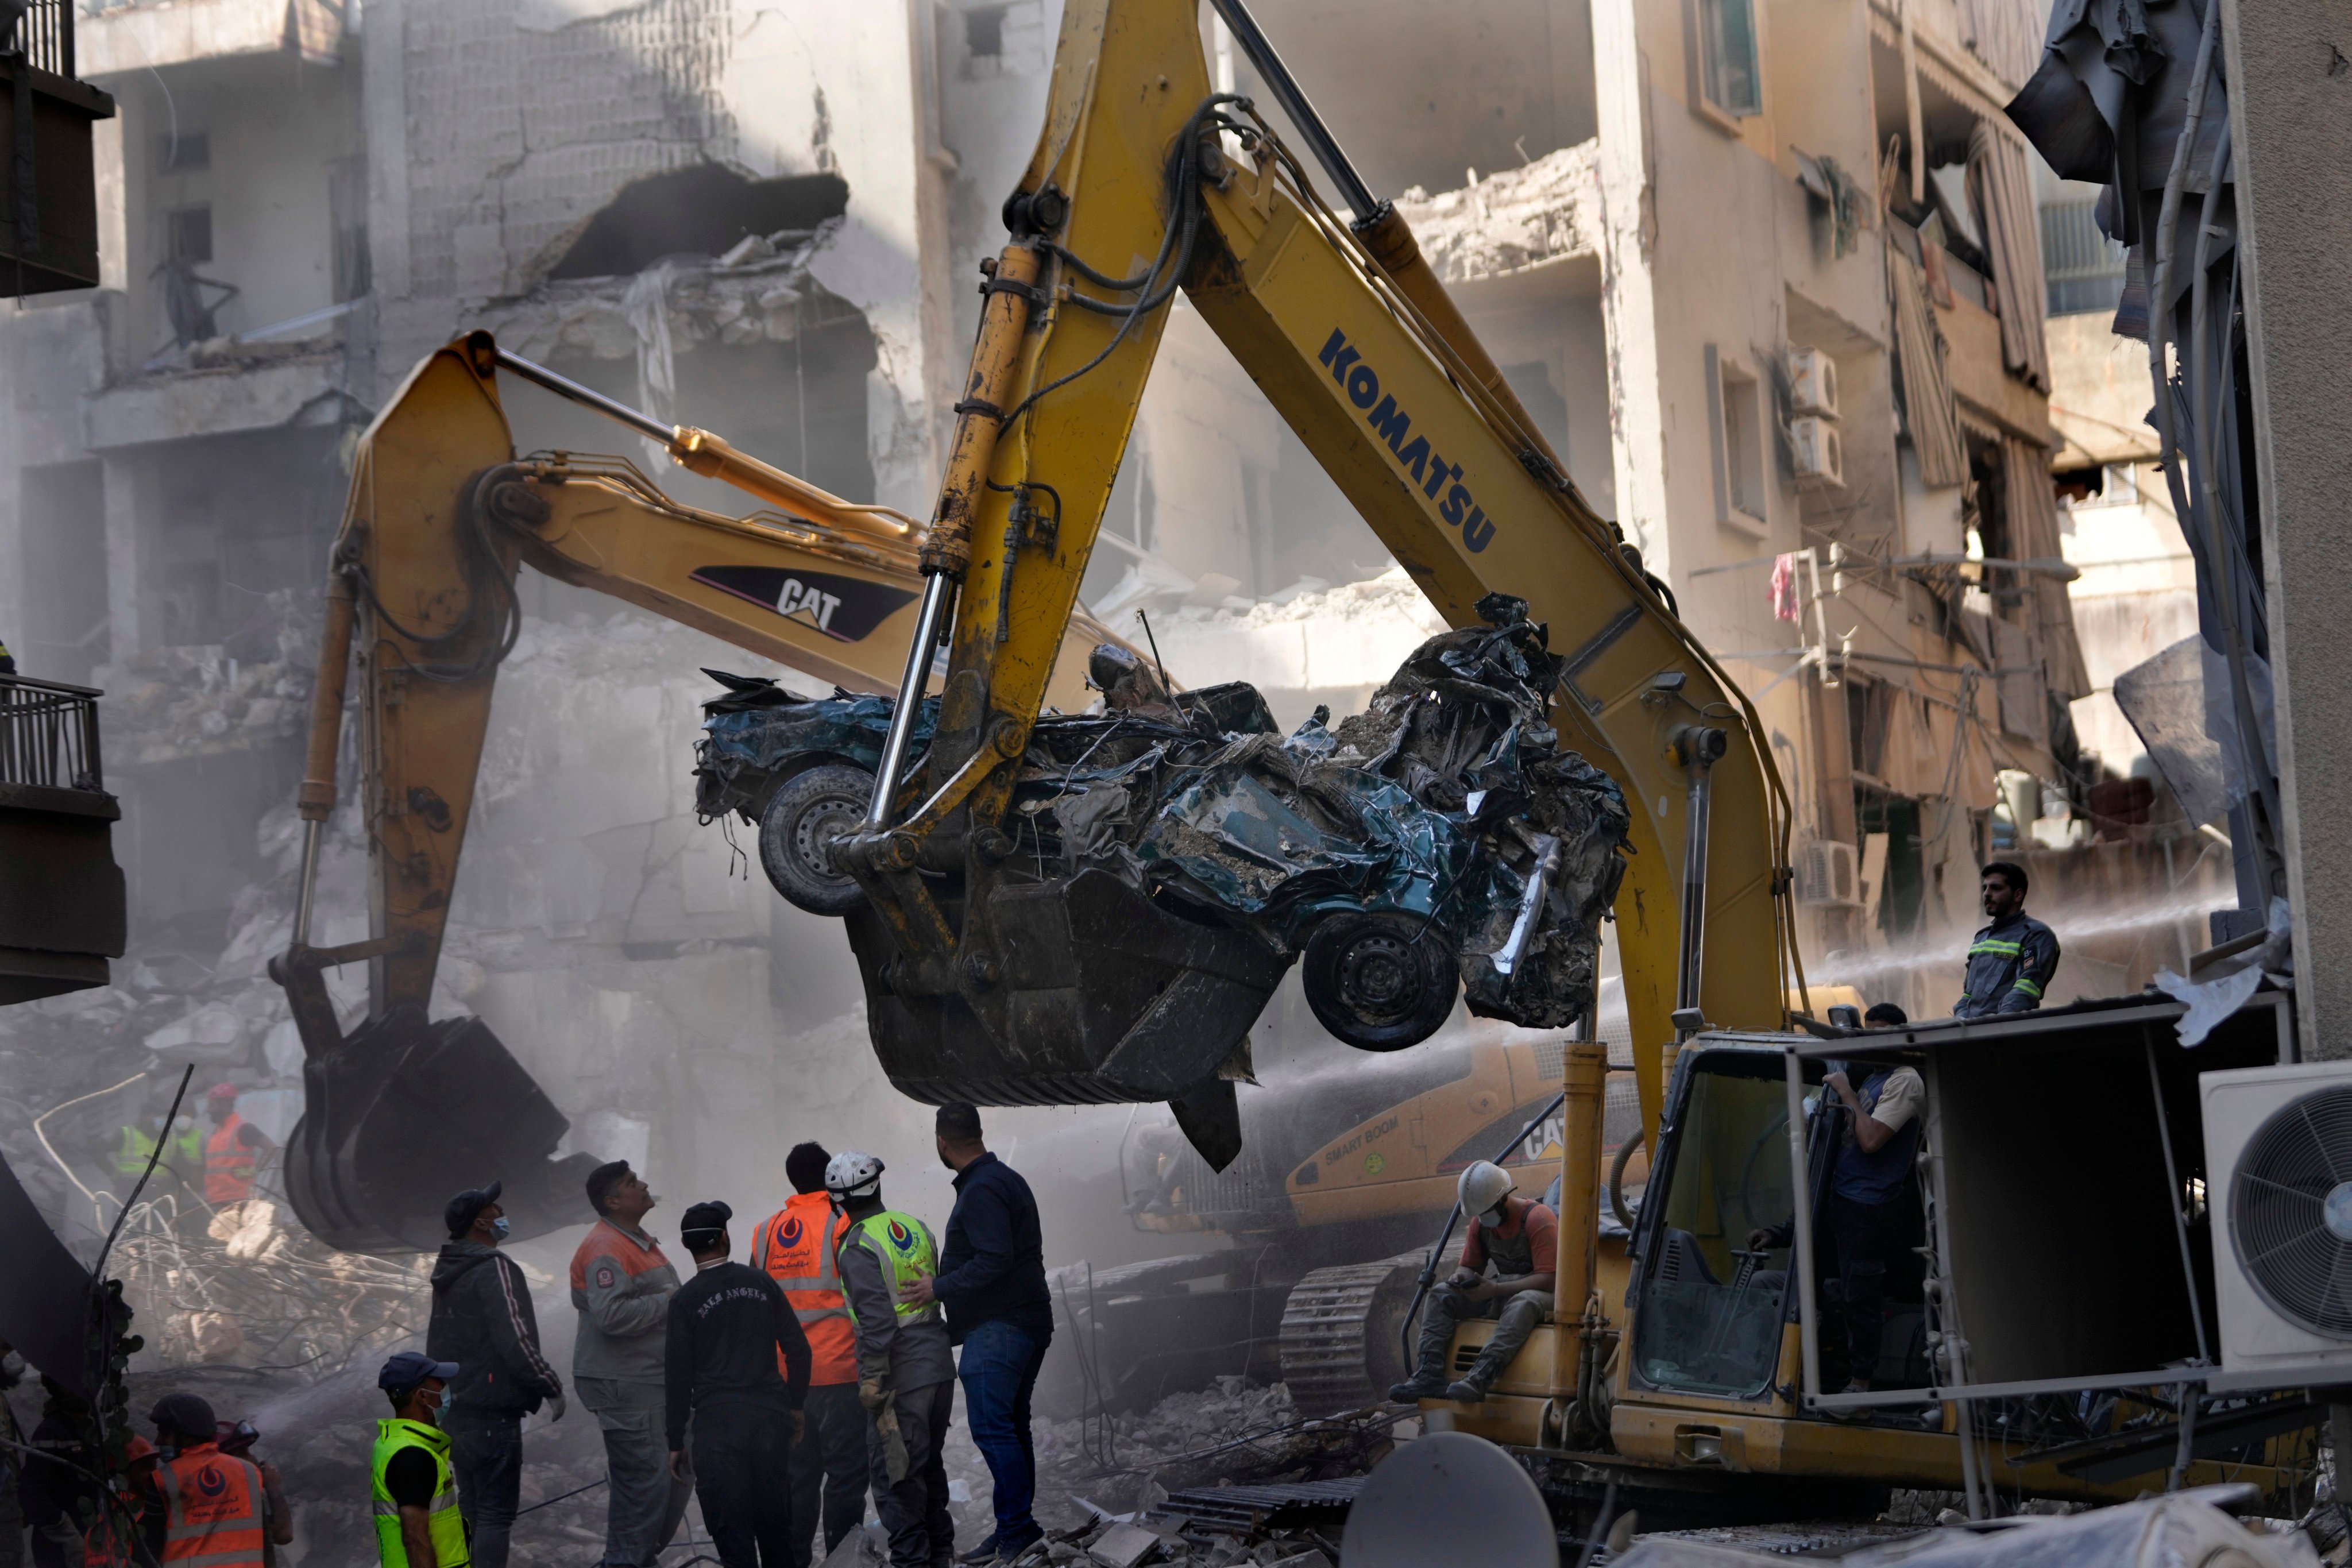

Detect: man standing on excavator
1390,1162,1558,1405
1953,861,2060,1017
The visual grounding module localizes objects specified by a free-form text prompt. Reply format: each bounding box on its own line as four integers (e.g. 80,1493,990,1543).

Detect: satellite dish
1342,1431,1560,1568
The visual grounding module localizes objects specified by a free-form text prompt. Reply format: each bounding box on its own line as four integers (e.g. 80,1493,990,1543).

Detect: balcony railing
8,0,74,79
0,673,106,794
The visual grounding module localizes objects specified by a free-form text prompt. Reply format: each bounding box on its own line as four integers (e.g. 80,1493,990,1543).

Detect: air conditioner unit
1787,346,1839,420
1793,839,1861,907
1791,415,1844,491
2203,1060,2352,1387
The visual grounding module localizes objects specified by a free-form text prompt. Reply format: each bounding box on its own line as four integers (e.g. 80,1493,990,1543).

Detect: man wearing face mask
428,1183,565,1568
1388,1161,1558,1405
372,1351,470,1567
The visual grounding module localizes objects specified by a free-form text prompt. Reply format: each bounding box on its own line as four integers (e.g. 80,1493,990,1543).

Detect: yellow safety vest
842,1211,942,1327
118,1123,202,1180
370,1420,470,1568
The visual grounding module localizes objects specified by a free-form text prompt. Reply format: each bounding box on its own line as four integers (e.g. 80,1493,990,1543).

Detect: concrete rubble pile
1391,144,1603,284
96,589,318,766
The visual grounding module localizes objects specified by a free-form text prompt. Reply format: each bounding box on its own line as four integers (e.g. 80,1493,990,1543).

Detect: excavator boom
832,0,1797,1156
273,332,1120,1252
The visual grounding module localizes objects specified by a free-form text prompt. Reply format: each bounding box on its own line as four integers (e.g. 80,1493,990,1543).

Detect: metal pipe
1202,0,1378,219
2144,1036,2214,1364
1674,728,1726,1034
492,347,675,445
1555,1044,1609,1403
1782,1049,1821,1404
292,570,356,948
1492,834,1561,977
863,574,955,829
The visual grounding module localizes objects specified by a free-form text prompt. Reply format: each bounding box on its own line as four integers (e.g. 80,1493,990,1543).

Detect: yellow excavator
267,334,1126,1253
751,0,2312,1530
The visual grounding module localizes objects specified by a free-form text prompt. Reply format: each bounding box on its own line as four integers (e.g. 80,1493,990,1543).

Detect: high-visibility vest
153,1442,266,1568
841,1211,943,1329
371,1419,470,1568
752,1193,858,1384
205,1114,260,1204
119,1122,203,1180
82,1493,154,1566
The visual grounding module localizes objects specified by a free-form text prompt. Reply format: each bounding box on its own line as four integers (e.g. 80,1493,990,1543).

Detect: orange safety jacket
751,1192,858,1385
153,1442,267,1568
204,1115,260,1205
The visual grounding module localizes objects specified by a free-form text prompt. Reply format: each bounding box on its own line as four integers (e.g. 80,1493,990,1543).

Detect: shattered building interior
0,0,2328,1561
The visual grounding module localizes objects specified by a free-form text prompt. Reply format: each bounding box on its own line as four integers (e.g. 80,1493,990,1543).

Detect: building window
2077,462,2140,509
167,205,213,264
160,131,210,172
1697,0,1762,120
1706,345,1767,535
965,5,1005,60
2039,197,2126,317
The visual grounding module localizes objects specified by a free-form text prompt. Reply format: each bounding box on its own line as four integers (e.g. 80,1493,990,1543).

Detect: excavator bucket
847,870,1279,1171
275,957,600,1254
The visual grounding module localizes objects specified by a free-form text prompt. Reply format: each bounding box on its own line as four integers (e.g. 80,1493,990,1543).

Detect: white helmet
825,1150,885,1202
1458,1161,1514,1223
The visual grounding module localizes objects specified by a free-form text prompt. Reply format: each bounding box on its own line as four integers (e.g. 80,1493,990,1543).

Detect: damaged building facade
0,0,2145,1316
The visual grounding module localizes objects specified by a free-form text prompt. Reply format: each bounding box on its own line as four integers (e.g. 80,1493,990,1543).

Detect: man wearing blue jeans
903,1104,1053,1565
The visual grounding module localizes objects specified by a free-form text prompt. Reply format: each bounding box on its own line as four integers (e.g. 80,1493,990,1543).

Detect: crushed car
694,594,1630,1051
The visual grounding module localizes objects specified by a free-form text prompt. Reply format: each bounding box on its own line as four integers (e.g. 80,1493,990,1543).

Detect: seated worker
1751,1003,1924,1393
1389,1162,1556,1405
1954,860,2059,1017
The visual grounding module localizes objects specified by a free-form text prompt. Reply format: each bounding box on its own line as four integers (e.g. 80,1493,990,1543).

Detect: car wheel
758,763,873,915
1300,912,1457,1051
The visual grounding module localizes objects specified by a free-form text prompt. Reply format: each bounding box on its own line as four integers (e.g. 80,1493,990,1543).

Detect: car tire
758,762,873,915
1300,912,1457,1051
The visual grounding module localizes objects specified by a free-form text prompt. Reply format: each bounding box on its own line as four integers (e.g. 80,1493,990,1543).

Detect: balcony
0,2,119,293
0,675,127,1004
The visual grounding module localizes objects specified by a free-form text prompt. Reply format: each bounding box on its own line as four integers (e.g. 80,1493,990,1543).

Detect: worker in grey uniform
827,1152,957,1568
1953,860,2061,1018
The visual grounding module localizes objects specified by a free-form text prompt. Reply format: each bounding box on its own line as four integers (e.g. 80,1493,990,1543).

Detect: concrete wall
2221,0,2352,1060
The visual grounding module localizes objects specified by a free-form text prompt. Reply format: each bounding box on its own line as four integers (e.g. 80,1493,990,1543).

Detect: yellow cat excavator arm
832,0,1801,1149
271,333,1119,1252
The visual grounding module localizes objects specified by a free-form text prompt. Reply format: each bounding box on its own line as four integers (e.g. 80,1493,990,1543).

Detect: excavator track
1279,1252,1426,1415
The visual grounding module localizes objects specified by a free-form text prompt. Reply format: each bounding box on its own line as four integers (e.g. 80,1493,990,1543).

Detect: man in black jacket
903,1105,1051,1565
428,1181,565,1568
665,1200,812,1567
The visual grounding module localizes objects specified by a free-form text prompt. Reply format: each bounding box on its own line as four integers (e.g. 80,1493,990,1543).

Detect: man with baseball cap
373,1351,468,1567
148,1392,269,1567
428,1183,563,1568
664,1200,812,1565
571,1160,689,1566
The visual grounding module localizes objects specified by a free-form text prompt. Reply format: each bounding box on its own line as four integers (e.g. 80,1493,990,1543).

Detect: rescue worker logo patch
594,1264,616,1289
197,1463,227,1497
780,1216,804,1246
886,1218,915,1250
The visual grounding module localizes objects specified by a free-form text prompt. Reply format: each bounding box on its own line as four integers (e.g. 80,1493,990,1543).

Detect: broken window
168,205,214,265
1501,361,1570,468
1697,0,1763,121
1631,1060,1794,1399
545,167,849,282
1706,346,1767,534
